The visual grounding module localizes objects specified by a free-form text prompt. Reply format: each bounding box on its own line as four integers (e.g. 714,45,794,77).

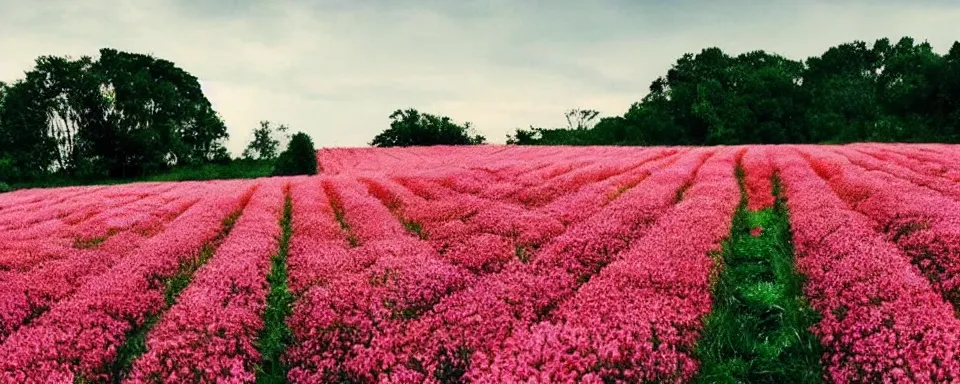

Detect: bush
370,108,486,147
0,182,10,193
272,132,318,176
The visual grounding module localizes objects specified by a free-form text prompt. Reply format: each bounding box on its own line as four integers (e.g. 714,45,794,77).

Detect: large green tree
0,48,229,182
371,108,486,147
92,48,229,177
272,131,318,176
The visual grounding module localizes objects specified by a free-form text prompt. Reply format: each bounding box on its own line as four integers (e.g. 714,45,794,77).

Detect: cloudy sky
1,0,958,155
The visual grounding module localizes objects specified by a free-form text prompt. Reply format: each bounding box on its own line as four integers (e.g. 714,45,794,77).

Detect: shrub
272,132,318,176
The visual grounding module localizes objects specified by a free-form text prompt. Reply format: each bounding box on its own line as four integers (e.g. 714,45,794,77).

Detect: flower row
127,179,286,383
281,148,725,382
775,147,960,383
802,147,960,309
0,181,254,382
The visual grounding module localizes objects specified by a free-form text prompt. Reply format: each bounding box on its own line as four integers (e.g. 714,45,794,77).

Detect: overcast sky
1,1,958,155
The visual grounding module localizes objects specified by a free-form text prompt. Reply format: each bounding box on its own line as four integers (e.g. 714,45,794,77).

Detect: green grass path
694,171,823,383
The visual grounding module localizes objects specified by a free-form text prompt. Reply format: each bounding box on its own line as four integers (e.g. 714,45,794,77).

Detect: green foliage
256,193,295,383
272,132,318,176
371,108,486,147
243,120,288,160
73,236,108,249
0,48,228,183
510,37,960,146
401,219,427,239
6,159,274,191
143,159,274,182
327,188,359,247
0,182,10,194
564,108,600,130
694,172,823,383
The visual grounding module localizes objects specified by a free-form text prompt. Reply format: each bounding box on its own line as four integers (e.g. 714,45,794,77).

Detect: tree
506,127,541,145
935,42,960,140
565,108,600,130
802,40,884,142
370,108,486,147
272,132,318,176
91,48,229,177
0,77,58,182
0,48,231,181
242,120,288,160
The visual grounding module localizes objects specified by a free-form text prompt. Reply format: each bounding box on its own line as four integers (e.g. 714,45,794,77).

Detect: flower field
1,144,959,383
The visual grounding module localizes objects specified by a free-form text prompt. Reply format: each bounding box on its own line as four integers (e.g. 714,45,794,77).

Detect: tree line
506,37,960,146
0,49,318,187
3,37,958,186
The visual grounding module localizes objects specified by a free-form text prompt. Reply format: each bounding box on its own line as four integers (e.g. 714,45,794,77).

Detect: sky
1,0,958,155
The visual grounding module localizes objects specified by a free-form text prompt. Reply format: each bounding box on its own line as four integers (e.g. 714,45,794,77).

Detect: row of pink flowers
316,146,669,177
0,188,204,344
323,177,410,243
359,151,685,277
516,157,662,205
284,176,476,382
280,148,724,382
372,175,566,273
0,185,108,227
509,149,678,208
537,149,689,225
126,179,287,383
67,183,203,241
0,180,255,382
470,147,742,383
835,146,960,201
0,183,184,273
857,143,960,173
285,244,474,383
388,150,685,264
741,145,776,210
801,147,960,309
775,147,960,383
285,177,352,294
360,176,511,274
416,148,669,205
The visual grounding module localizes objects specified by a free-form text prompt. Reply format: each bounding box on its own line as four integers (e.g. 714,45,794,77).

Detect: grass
255,193,296,383
103,209,243,383
401,218,427,240
74,236,108,249
7,159,274,192
324,184,360,247
693,170,823,383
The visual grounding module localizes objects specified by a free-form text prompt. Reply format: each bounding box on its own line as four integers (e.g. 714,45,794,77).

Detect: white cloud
1,0,958,155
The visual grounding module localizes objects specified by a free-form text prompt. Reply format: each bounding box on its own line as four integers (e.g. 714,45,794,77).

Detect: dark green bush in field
0,182,11,193
272,132,318,176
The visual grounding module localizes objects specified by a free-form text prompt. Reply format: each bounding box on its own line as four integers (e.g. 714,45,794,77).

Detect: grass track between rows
694,167,824,383
256,191,296,383
100,208,245,384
